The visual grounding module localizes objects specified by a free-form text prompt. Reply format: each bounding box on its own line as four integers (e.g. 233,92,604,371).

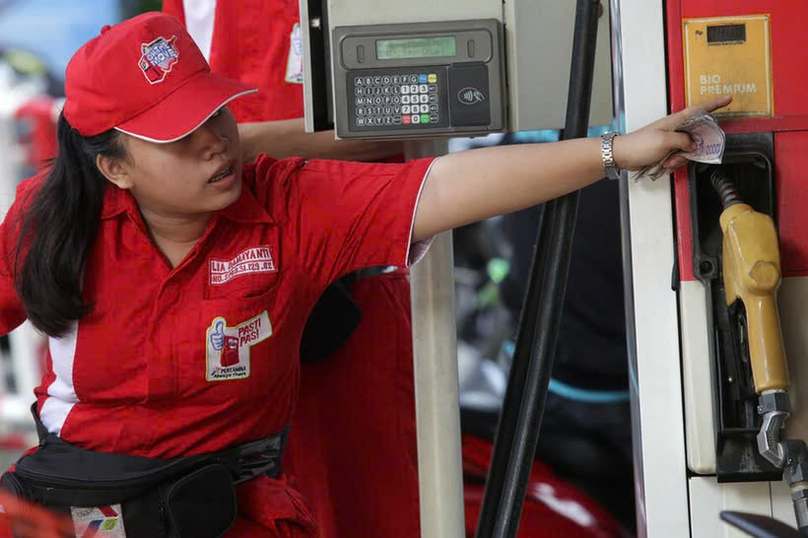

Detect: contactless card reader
332,19,505,139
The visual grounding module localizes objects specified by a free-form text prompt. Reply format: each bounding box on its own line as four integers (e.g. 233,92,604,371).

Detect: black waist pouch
1,421,237,537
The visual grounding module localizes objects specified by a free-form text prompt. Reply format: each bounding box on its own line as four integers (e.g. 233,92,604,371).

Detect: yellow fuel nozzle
713,172,789,394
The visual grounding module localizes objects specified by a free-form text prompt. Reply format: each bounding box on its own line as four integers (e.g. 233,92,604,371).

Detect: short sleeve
251,156,435,290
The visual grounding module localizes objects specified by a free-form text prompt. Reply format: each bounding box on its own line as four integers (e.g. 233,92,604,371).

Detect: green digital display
376,36,457,60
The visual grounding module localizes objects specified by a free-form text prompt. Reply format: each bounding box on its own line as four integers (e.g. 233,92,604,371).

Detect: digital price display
376,36,457,60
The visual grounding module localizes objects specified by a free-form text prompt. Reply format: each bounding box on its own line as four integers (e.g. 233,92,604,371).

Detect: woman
0,11,730,538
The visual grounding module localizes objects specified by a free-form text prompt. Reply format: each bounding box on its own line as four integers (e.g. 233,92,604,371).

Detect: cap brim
115,71,257,144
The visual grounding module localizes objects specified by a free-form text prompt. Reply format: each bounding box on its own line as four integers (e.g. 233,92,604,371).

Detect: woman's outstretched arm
412,96,731,242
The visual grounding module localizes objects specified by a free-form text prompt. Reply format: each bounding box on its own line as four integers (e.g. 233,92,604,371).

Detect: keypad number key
352,71,442,130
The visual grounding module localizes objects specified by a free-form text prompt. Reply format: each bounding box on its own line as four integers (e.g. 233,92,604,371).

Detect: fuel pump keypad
332,21,504,138
348,69,449,132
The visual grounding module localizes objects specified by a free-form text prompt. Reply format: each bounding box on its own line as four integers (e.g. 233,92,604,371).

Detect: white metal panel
503,0,613,130
679,280,718,474
617,0,690,535
327,0,501,27
689,477,774,538
771,479,799,528
778,276,808,443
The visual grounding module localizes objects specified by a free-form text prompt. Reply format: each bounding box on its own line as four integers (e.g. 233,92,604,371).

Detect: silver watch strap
601,131,620,180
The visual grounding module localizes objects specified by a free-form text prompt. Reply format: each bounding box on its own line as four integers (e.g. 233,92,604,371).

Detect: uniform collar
100,181,274,224
100,184,137,220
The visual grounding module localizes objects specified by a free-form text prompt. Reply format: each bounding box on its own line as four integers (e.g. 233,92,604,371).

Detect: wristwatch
601,131,621,180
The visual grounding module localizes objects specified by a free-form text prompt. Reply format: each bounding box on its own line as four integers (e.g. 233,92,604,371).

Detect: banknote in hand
635,110,726,181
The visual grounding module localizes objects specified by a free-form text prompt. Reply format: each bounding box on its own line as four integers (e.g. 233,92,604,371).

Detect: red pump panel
775,131,808,277
666,1,808,281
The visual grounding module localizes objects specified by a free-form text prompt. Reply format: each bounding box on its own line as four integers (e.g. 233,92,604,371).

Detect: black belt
28,403,288,484
216,427,288,483
0,404,290,537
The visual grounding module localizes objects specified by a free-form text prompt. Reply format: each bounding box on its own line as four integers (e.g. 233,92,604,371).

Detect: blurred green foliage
118,0,162,18
140,0,162,11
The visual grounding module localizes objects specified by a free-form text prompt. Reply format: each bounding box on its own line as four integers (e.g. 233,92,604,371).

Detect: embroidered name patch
206,311,272,381
209,246,277,285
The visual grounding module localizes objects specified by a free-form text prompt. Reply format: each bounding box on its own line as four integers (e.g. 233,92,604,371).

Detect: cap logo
139,35,179,85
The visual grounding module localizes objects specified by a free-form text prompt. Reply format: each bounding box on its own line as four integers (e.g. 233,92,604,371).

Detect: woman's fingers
668,95,733,126
663,154,688,171
691,95,733,114
671,131,696,152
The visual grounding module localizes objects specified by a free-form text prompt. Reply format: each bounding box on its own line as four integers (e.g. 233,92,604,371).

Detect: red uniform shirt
0,156,433,458
161,5,418,537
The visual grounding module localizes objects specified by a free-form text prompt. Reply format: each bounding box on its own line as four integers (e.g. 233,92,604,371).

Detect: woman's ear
96,153,134,189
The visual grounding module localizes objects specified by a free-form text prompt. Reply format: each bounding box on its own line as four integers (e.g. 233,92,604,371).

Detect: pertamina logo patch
71,505,126,537
209,246,277,285
139,35,179,84
206,311,272,381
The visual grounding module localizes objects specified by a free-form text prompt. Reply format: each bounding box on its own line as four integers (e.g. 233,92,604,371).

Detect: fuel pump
615,0,808,536
707,168,808,530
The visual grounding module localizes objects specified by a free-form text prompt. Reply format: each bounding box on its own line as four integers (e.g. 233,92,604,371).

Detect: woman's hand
613,95,732,172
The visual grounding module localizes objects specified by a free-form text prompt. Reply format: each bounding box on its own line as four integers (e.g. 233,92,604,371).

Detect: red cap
63,12,256,143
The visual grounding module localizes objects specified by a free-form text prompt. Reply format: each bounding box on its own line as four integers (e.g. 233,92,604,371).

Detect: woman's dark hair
14,113,128,337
